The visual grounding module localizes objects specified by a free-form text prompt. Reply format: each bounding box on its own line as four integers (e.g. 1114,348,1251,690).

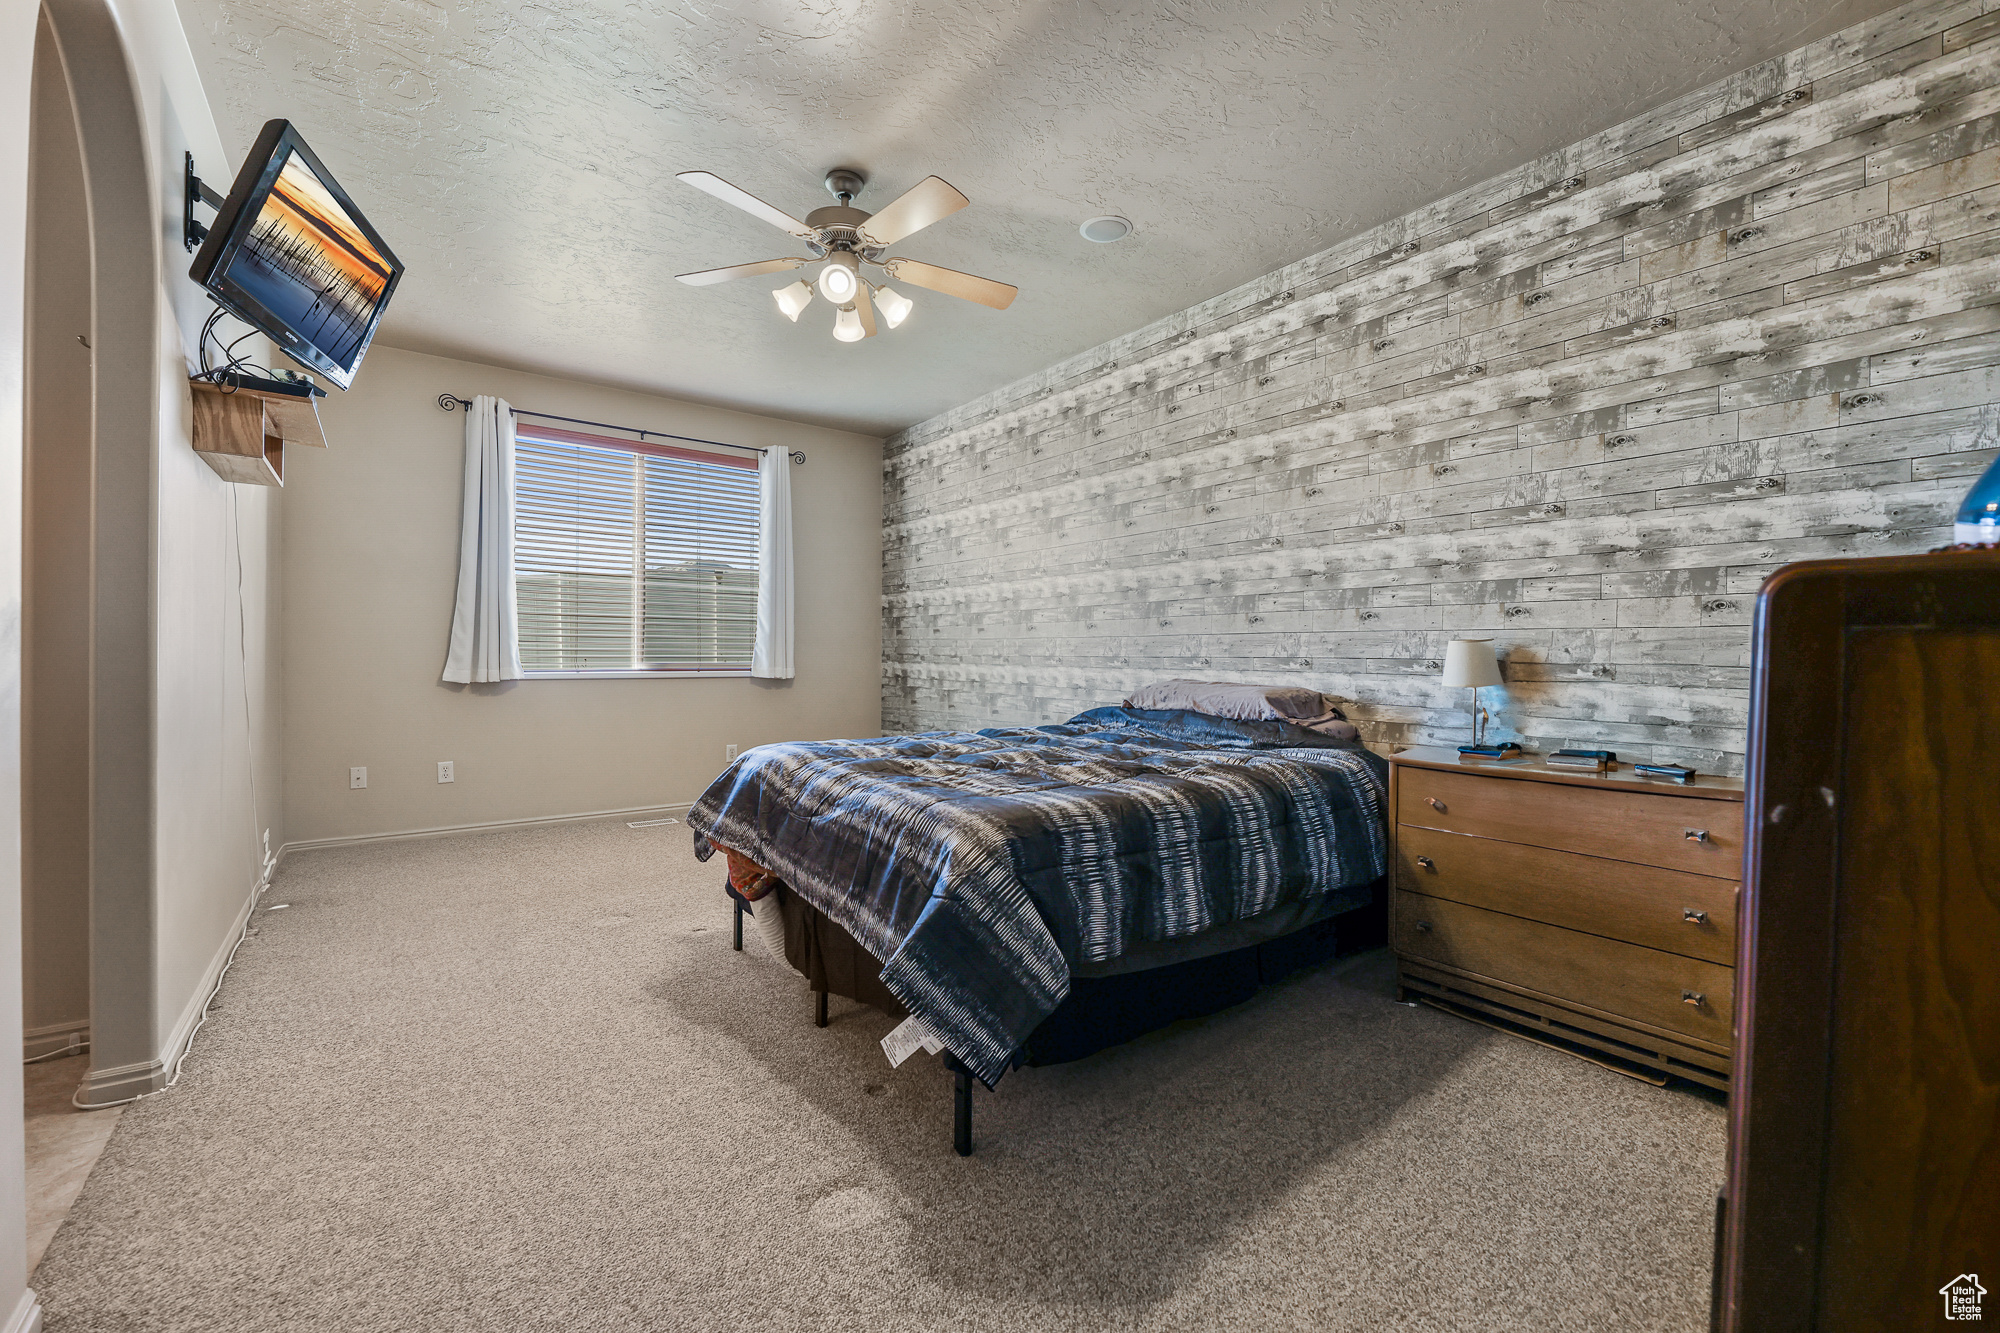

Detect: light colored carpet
33,818,1726,1331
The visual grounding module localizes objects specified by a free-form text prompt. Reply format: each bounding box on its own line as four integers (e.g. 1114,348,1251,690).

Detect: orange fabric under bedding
716,844,781,901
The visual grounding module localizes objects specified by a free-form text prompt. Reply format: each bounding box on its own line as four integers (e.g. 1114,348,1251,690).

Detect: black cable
196,306,225,380
194,303,284,391
220,326,258,362
194,305,255,390
194,302,322,397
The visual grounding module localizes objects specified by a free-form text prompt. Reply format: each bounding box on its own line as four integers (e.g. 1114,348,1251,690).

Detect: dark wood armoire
1716,550,1999,1331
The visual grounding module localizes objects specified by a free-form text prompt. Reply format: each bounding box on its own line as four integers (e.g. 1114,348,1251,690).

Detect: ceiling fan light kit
675,166,1018,343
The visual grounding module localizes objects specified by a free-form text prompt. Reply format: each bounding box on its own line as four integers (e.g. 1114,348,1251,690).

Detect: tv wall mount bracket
184,152,225,254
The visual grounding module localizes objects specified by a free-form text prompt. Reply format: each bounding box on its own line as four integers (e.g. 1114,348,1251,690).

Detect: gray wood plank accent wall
882,0,2000,773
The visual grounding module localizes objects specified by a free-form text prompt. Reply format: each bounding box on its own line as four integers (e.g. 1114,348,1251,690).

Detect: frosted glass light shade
772,280,814,322
1442,638,1502,688
818,256,860,304
831,304,865,342
873,284,913,329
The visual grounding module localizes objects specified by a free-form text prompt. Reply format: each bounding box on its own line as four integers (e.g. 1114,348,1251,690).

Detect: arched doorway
27,0,161,1109
23,6,92,1078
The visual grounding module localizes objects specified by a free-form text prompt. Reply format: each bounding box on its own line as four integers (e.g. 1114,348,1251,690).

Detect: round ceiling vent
1079,215,1133,243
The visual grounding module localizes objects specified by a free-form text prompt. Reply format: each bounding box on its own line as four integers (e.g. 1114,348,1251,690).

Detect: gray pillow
1124,679,1337,723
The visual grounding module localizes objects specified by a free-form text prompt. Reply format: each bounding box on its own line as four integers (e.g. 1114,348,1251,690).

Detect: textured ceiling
176,0,1900,437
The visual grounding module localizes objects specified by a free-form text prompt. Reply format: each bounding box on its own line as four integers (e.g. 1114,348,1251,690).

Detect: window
513,425,760,673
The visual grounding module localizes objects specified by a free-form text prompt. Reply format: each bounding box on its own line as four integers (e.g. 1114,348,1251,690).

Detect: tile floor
25,1054,121,1274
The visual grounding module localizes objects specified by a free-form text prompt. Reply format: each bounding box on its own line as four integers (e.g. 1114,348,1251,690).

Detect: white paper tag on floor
881,1016,944,1068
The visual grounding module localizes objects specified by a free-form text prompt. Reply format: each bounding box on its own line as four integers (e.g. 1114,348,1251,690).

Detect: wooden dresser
1388,746,1746,1088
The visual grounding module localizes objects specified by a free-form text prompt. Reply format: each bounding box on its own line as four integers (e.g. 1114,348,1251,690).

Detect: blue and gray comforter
687,707,1389,1085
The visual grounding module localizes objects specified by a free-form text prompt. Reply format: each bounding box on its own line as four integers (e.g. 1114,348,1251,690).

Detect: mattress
1068,879,1372,977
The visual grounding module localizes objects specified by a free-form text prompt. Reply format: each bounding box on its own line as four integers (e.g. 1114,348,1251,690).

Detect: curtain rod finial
439,393,468,412
790,450,806,465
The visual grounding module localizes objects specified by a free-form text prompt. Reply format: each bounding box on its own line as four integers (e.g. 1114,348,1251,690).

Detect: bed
686,703,1390,1153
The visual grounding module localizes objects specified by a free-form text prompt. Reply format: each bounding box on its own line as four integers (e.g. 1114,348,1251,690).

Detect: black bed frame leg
943,1055,973,1157
814,987,828,1028
732,898,743,951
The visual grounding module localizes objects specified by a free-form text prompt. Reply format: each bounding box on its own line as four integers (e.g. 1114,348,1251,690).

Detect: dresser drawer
1394,825,1737,964
1397,766,1741,876
1393,889,1733,1048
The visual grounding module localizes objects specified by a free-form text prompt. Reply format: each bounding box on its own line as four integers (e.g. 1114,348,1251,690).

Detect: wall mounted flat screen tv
189,120,403,390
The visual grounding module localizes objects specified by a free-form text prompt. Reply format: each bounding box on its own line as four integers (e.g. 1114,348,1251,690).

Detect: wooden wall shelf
189,379,327,486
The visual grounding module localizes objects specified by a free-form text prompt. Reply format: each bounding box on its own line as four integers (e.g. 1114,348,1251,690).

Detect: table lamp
1442,637,1503,744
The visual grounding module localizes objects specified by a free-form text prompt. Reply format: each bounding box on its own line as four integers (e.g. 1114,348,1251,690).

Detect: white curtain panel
441,395,524,683
752,447,795,679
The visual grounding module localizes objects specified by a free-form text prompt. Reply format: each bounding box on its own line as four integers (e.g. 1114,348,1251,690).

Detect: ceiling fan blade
674,257,806,287
858,175,970,247
676,171,816,239
883,258,1018,310
855,286,879,338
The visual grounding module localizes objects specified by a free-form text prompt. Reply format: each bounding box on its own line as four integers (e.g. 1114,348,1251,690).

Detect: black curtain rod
437,395,805,465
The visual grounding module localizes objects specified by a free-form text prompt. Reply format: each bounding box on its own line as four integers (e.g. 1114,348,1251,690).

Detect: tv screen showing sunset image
221,150,393,374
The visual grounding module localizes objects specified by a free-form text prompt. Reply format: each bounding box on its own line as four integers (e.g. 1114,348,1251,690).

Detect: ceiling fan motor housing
805,204,883,262
806,204,870,234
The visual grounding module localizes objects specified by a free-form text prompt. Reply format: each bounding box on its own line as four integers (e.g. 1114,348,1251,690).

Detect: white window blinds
513,425,761,672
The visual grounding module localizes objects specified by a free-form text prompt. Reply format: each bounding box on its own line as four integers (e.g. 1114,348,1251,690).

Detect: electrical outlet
726,744,739,761
350,766,367,789
438,760,455,784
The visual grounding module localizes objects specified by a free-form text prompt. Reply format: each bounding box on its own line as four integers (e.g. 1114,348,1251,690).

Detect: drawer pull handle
1415,856,1436,871
1426,797,1447,812
1683,908,1709,925
1414,920,1433,933
1682,990,1706,1007
1683,828,1710,843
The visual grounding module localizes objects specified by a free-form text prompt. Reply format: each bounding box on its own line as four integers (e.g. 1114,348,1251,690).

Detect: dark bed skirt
738,882,1389,1069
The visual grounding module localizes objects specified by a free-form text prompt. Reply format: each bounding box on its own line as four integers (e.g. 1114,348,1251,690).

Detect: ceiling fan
673,168,1018,342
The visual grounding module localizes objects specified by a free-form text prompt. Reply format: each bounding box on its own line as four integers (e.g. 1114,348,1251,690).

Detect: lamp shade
772,280,814,322
1441,638,1502,688
873,283,913,329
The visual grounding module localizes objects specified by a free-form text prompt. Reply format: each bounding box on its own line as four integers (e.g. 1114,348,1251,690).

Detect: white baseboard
23,1021,89,1062
72,1054,164,1107
5,1287,41,1333
160,874,261,1062
276,801,693,860
74,869,262,1109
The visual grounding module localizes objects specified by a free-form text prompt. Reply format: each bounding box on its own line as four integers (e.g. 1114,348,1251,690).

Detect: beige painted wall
152,88,285,1075
286,345,882,846
24,13,94,1051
